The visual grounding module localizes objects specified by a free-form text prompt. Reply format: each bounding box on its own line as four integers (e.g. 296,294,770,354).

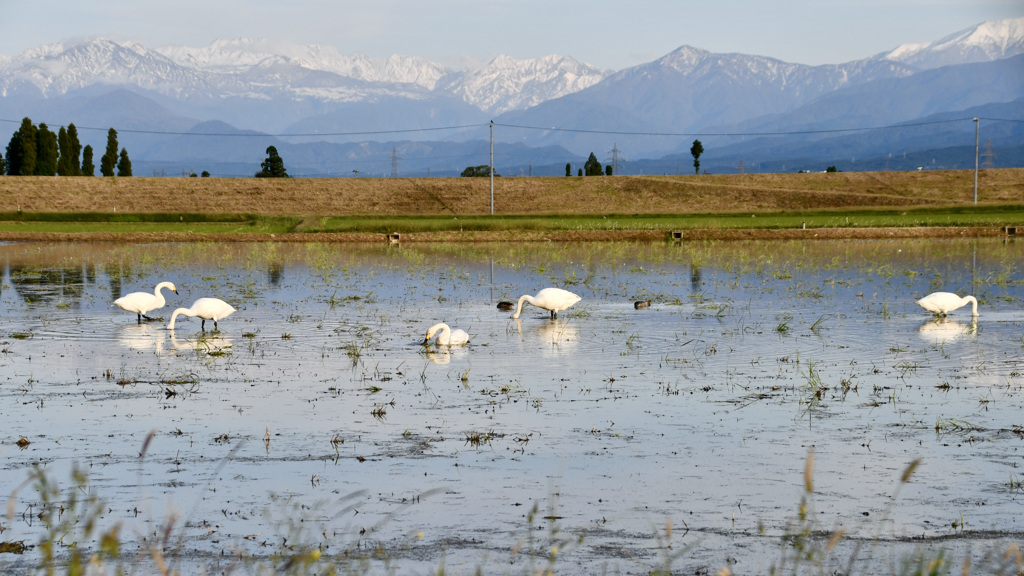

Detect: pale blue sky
2,0,1021,68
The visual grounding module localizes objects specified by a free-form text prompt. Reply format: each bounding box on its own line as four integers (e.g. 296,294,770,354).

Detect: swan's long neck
437,324,451,344
965,295,978,316
153,287,167,308
511,295,533,319
167,307,196,329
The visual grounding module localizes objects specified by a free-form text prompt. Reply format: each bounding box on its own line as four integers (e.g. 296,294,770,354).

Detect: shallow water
1,239,1022,574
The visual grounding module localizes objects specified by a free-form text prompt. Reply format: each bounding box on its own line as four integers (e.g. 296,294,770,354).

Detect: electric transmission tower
391,146,400,178
981,139,996,169
607,144,624,175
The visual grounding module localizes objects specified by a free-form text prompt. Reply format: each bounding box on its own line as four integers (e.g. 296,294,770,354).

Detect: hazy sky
2,0,1021,69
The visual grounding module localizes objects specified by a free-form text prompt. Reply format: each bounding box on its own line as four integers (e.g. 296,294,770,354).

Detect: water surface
1,239,1022,574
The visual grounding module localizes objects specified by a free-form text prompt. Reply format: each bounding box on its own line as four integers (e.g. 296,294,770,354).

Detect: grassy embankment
0,169,1020,239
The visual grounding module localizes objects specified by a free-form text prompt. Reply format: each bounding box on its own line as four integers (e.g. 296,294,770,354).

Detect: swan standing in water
916,292,979,317
167,298,236,330
424,323,469,346
511,287,581,319
114,281,178,322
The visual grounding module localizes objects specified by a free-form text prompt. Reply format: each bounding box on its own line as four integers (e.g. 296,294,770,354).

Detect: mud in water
0,239,1022,574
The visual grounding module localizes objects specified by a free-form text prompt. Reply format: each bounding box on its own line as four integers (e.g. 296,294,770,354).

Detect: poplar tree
0,150,6,175
6,118,38,175
35,123,58,175
57,126,72,176
117,148,132,177
101,128,119,176
68,123,82,175
81,145,95,176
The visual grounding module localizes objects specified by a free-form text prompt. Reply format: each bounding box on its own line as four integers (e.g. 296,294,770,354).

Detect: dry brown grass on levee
0,168,1021,216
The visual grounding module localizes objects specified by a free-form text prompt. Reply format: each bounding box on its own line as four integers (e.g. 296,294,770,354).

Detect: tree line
461,141,704,178
1,118,132,176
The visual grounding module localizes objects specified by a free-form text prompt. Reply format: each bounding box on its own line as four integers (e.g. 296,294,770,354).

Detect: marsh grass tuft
6,459,1024,575
935,418,980,435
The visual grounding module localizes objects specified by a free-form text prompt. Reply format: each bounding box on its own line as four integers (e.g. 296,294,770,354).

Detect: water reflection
425,349,451,364
169,331,234,355
268,262,284,287
424,345,471,365
512,318,579,349
917,317,978,343
118,323,168,354
9,264,85,307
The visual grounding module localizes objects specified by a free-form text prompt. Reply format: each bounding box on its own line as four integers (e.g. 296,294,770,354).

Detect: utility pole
973,117,979,205
489,120,494,215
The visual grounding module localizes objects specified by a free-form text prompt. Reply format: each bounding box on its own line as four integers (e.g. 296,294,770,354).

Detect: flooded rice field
0,238,1022,575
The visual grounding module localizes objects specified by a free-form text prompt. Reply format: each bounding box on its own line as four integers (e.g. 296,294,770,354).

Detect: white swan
915,292,978,317
511,287,581,319
114,281,178,322
167,298,237,330
424,322,469,346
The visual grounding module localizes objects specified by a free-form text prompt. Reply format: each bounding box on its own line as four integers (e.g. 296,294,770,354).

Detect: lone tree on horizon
584,152,603,176
690,139,704,175
255,146,290,178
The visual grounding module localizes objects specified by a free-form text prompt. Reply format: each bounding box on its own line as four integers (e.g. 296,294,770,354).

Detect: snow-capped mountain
0,36,607,115
0,17,1020,176
158,38,451,90
0,38,224,98
441,54,609,113
492,45,919,158
877,16,1024,69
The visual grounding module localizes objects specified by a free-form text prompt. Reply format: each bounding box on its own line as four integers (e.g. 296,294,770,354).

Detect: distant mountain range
1,17,1021,177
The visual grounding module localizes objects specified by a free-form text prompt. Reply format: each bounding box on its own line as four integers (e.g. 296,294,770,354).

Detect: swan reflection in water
917,317,978,343
118,323,168,354
512,318,579,350
424,345,472,365
425,349,451,365
169,331,234,356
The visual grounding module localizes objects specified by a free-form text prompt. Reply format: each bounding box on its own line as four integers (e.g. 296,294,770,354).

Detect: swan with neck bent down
167,298,236,330
511,287,581,319
114,281,178,322
424,323,469,346
915,292,979,317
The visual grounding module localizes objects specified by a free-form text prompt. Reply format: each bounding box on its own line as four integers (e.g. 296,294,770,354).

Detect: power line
5,115,1020,140
494,117,983,137
0,118,487,137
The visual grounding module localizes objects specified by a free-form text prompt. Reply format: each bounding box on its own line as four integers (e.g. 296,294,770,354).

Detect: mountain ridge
1,17,1021,176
